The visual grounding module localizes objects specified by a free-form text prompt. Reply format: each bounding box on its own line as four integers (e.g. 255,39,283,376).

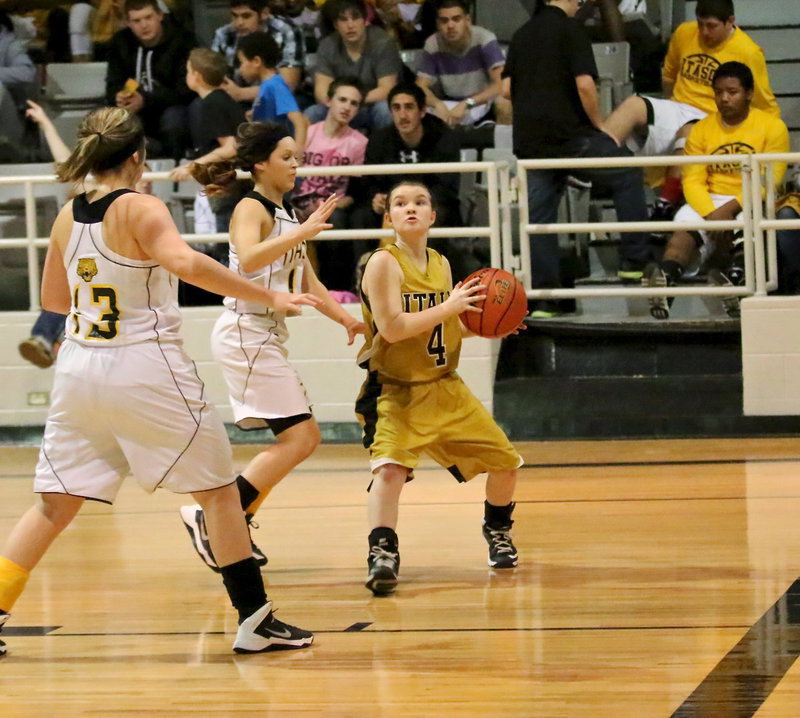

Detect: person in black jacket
359,81,480,280
365,83,461,224
105,0,195,159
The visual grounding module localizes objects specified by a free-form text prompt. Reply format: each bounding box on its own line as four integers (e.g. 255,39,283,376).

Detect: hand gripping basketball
459,268,527,339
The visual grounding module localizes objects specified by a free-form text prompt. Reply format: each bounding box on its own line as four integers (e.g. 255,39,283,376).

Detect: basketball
460,268,528,339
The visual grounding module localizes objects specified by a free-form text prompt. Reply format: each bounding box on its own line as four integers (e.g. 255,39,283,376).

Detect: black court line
672,577,800,717
522,457,800,470
6,624,752,637
5,493,800,523
5,453,800,484
343,622,372,632
3,455,800,486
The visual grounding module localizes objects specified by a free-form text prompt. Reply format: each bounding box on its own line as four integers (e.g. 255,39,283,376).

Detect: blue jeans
526,132,651,288
31,310,66,345
777,205,800,293
304,100,392,131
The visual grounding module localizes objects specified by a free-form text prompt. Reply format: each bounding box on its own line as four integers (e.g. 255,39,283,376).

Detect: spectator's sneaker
528,300,561,319
707,269,741,319
643,263,671,320
365,538,400,596
482,521,518,568
0,610,8,657
233,602,314,653
617,259,647,282
649,197,677,224
180,505,219,572
18,335,55,368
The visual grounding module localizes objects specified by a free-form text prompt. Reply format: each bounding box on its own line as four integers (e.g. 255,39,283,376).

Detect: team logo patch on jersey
76,257,98,282
711,142,756,173
681,54,720,87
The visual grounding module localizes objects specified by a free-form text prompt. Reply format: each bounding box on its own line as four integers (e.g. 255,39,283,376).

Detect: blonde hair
57,107,145,184
188,47,228,87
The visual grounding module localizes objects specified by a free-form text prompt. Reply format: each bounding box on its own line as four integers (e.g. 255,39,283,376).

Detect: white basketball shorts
211,310,311,431
35,340,234,504
626,97,707,156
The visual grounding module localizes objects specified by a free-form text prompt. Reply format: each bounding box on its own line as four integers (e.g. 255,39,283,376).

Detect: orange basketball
460,268,528,339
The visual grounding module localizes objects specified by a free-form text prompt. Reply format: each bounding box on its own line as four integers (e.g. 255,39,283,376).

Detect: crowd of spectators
2,0,799,321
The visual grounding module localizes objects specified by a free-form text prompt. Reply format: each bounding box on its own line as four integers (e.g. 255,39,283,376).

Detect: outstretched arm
232,194,338,273
130,194,319,313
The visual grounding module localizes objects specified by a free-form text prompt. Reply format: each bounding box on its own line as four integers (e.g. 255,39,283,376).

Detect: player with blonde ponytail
0,107,317,656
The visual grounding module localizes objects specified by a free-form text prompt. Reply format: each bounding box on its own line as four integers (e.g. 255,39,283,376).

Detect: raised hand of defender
272,291,321,315
447,276,486,314
344,318,367,346
299,194,338,240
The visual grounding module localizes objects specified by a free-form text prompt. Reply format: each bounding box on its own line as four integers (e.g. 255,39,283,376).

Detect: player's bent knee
374,463,409,486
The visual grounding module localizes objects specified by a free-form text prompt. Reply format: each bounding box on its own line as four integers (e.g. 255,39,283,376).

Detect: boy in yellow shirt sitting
642,61,788,320
604,0,780,220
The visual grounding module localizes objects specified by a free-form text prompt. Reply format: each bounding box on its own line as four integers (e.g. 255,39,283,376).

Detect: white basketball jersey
223,191,305,344
65,190,182,347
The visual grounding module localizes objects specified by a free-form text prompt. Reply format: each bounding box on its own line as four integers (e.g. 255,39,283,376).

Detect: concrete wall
0,305,501,428
741,296,800,415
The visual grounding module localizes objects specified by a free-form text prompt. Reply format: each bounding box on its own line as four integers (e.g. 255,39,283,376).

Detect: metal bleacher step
549,274,740,321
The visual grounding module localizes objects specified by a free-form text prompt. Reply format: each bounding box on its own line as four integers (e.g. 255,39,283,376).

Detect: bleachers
41,62,107,148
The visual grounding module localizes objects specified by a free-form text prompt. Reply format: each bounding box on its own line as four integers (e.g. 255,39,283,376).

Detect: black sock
369,526,398,549
236,475,259,512
484,500,515,527
661,260,684,284
219,557,267,624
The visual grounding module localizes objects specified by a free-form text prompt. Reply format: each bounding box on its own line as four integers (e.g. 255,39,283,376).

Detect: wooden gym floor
2,438,800,717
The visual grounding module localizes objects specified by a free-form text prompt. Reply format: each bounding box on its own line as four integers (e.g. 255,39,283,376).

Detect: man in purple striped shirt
416,0,511,127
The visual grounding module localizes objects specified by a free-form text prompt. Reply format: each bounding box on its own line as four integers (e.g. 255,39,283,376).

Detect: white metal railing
515,153,761,301
1,161,504,311
751,153,800,295
5,152,799,311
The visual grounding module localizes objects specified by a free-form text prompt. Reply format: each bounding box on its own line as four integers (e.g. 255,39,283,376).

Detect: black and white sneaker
0,610,9,656
245,514,269,567
180,504,220,572
707,268,741,319
482,521,518,568
365,540,400,596
643,263,671,320
180,505,268,572
233,602,314,653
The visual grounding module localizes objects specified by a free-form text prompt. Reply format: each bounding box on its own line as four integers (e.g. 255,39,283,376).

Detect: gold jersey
683,107,789,216
663,22,779,118
358,244,461,384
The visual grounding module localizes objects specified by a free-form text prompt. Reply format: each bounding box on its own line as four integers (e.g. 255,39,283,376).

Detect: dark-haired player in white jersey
180,121,365,571
0,107,318,656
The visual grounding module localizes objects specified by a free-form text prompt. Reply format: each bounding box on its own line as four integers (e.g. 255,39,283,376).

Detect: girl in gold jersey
356,181,523,595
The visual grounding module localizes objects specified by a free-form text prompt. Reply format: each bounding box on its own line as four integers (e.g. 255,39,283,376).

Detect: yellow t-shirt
683,107,789,217
358,244,461,385
662,22,779,118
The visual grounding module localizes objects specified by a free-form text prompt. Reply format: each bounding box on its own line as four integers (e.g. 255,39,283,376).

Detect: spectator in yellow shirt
604,0,779,220
643,61,789,320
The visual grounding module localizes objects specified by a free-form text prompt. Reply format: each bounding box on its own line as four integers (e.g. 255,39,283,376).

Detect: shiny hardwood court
2,438,800,717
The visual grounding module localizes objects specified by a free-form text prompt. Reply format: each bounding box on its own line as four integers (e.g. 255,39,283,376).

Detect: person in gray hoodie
0,10,35,151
